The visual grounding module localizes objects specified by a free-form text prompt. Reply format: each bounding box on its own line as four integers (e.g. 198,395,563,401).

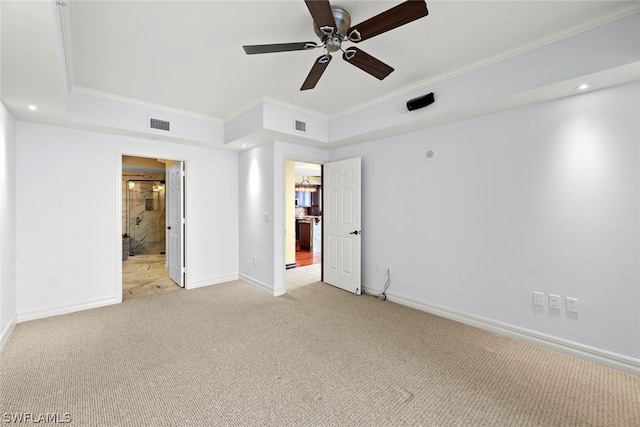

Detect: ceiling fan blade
301,55,332,91
304,0,337,35
243,42,318,55
348,0,428,43
342,47,394,80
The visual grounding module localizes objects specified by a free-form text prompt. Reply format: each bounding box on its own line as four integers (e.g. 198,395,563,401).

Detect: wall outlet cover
566,297,579,313
549,294,561,309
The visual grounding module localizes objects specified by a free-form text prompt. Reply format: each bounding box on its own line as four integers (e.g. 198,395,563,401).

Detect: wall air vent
149,118,170,132
294,119,307,133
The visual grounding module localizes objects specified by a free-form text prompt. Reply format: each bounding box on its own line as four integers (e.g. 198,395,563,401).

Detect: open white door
167,162,185,287
323,157,361,294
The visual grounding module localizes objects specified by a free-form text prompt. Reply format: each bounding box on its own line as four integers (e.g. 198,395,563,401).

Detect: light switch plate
533,291,544,306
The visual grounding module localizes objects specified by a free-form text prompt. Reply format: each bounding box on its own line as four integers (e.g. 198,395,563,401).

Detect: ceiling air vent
149,118,170,132
294,119,307,133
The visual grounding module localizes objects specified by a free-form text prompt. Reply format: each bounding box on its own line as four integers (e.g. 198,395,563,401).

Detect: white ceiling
2,1,639,130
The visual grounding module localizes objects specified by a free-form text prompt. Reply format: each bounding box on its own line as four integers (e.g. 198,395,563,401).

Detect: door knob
167,226,171,230
349,230,360,235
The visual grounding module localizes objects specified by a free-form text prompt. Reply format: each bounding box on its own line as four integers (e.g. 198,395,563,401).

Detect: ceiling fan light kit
242,0,429,91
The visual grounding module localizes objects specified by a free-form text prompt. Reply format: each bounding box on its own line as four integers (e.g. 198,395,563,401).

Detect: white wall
16,122,238,320
330,81,640,362
285,160,296,266
0,102,17,349
238,142,275,292
238,141,329,295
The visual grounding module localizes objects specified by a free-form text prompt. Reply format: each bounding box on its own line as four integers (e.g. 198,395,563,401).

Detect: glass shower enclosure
124,180,166,256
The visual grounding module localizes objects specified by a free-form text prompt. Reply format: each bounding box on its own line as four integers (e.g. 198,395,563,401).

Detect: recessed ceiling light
576,83,590,91
241,144,247,148
28,105,37,111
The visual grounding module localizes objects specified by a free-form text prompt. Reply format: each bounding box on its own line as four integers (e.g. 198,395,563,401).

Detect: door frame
276,153,327,296
116,151,188,302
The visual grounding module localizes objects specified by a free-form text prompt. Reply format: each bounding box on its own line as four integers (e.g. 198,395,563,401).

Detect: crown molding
56,0,74,92
56,1,640,131
222,97,265,124
70,86,224,124
261,95,330,121
223,95,330,124
59,2,223,124
329,3,640,121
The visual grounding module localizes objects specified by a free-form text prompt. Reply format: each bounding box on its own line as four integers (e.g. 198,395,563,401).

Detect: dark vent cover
150,118,170,131
294,119,306,133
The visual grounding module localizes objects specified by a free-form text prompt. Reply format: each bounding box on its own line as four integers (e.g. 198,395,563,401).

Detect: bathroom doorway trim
116,151,188,303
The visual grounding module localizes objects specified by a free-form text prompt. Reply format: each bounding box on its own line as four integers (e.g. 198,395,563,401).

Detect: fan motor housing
313,7,351,42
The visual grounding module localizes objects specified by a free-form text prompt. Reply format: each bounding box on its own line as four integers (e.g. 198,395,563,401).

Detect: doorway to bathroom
122,155,182,300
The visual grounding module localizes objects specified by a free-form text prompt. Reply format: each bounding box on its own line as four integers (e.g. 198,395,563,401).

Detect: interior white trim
44,0,640,139
222,97,264,124
0,314,17,352
363,284,640,377
54,0,73,93
117,150,189,300
276,151,328,296
17,296,120,323
71,86,223,124
188,274,239,290
262,96,330,121
223,95,330,125
329,3,640,121
239,273,275,296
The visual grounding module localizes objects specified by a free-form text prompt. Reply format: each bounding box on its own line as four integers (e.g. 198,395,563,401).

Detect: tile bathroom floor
122,254,181,300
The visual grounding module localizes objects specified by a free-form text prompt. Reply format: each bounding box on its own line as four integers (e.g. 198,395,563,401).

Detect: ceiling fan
242,0,429,91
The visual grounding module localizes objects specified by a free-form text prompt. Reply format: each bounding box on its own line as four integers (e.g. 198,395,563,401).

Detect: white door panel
323,157,361,294
167,162,184,287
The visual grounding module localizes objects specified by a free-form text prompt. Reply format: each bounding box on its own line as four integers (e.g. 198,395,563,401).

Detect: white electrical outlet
51,273,60,285
533,291,544,306
549,294,561,309
376,263,381,272
566,297,579,313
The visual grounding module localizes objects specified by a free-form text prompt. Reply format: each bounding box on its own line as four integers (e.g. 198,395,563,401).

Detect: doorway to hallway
285,160,322,289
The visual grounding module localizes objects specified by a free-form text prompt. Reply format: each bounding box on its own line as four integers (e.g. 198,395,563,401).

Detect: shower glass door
126,180,166,256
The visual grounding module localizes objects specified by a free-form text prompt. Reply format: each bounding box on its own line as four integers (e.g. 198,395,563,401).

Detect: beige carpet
1,278,638,426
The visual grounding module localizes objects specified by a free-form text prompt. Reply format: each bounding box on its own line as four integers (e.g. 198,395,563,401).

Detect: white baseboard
188,274,239,290
239,274,274,296
0,313,17,351
363,284,640,377
17,296,120,323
